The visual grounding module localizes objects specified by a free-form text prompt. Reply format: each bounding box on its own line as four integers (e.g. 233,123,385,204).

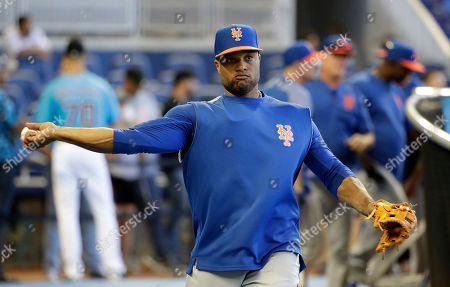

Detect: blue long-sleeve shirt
114,100,352,194
114,93,354,274
304,79,373,170
349,71,408,180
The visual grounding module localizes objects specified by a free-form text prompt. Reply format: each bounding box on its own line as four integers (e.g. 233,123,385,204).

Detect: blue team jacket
113,93,354,275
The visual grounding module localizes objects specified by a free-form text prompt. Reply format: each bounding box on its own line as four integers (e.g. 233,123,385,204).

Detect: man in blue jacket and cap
22,25,402,287
348,40,425,284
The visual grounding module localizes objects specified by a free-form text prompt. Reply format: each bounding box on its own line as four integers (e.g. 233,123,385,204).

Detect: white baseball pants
52,142,125,279
186,251,301,287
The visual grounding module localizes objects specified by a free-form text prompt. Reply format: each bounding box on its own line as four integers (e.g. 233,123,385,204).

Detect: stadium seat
9,69,41,102
107,68,126,89
422,0,450,38
4,84,28,117
152,84,172,104
196,84,224,101
17,56,53,83
86,53,106,77
162,53,208,84
109,52,154,79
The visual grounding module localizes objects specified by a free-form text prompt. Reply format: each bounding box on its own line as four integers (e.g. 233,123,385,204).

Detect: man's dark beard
223,78,258,97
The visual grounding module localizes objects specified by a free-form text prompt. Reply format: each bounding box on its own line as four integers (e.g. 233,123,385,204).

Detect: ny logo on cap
231,27,242,41
276,124,294,147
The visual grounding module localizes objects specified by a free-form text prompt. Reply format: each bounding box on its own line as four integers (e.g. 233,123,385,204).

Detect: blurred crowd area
0,8,449,286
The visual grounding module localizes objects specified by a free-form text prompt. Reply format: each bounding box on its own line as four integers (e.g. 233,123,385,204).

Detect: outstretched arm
21,122,115,153
304,122,374,216
21,104,196,155
337,176,374,216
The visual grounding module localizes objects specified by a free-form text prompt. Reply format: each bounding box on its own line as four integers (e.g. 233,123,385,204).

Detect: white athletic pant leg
186,261,246,287
79,151,126,276
52,142,83,280
186,252,299,287
242,252,300,287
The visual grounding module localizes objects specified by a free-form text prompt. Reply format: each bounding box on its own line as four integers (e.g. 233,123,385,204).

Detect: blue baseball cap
321,35,353,56
283,40,316,66
377,40,425,73
214,24,263,58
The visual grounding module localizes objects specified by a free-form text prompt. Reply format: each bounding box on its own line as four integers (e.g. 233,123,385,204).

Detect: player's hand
21,122,60,150
345,132,375,154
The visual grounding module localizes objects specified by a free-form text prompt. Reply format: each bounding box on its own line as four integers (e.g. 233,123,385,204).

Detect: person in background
162,70,199,113
349,40,425,182
348,40,425,284
160,70,198,267
422,66,448,88
108,67,162,272
303,35,374,287
263,40,316,109
3,15,52,82
0,54,21,282
299,29,321,51
400,70,425,194
421,66,449,133
3,15,51,60
43,185,103,282
20,24,385,287
35,38,125,281
402,72,424,97
42,59,103,282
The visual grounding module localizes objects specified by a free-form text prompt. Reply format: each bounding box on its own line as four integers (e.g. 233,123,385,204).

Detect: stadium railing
405,87,450,287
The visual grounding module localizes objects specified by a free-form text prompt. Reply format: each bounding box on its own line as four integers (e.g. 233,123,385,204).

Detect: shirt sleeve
113,103,196,154
304,121,356,198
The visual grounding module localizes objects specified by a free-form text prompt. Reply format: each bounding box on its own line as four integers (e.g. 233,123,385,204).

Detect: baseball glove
366,199,417,258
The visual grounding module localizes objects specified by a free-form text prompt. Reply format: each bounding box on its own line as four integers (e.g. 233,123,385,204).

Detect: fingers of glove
406,213,417,225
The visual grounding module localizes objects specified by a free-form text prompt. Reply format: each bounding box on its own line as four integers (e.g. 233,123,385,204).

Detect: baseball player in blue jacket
22,25,380,287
